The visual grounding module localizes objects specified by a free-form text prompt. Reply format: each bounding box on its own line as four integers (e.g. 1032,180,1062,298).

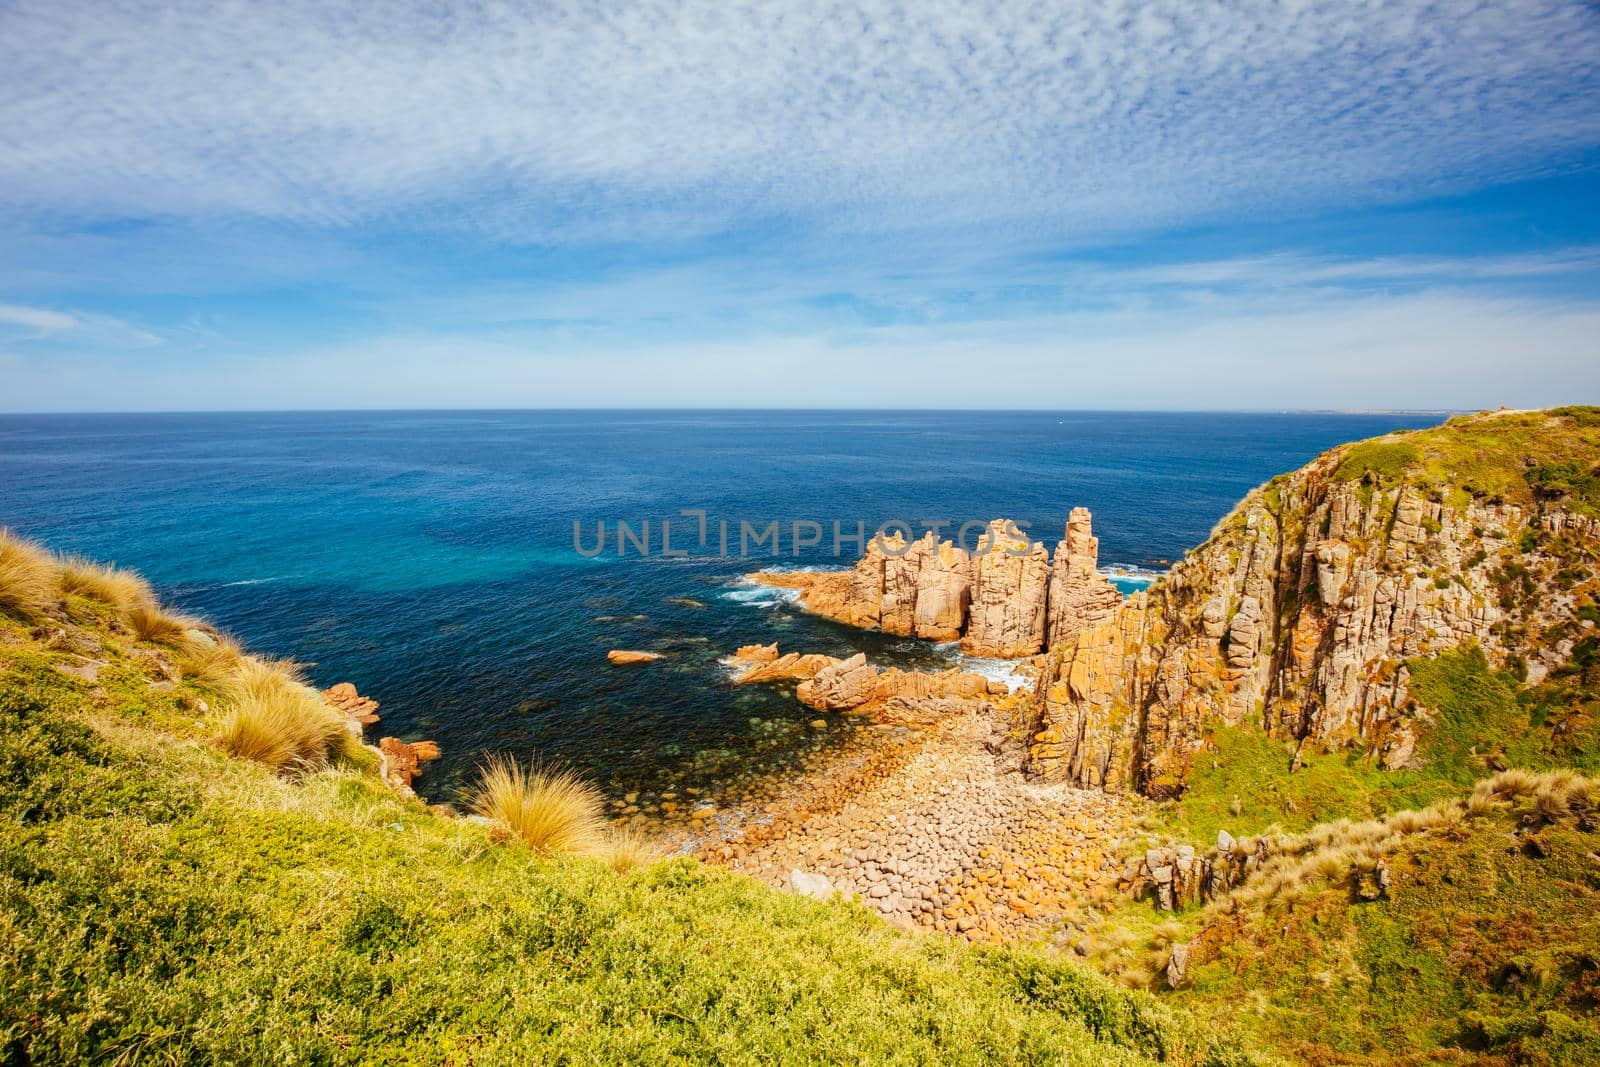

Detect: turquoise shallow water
0,410,1442,803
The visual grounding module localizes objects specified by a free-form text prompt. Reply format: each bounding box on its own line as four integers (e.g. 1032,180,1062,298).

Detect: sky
1,0,1598,412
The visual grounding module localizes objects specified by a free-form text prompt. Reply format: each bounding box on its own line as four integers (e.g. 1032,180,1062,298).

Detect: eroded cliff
1028,408,1600,796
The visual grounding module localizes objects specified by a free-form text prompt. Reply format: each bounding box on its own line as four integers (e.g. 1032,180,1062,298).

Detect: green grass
1164,727,1450,845
1134,645,1600,1064
0,590,1258,1065
1168,647,1599,846
1333,439,1421,484
1172,816,1600,1065
1328,407,1600,514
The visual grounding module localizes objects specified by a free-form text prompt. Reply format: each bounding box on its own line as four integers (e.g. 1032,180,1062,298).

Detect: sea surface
0,410,1443,803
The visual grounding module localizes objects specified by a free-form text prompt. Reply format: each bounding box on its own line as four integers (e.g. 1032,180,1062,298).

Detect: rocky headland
1027,409,1600,796
708,408,1600,957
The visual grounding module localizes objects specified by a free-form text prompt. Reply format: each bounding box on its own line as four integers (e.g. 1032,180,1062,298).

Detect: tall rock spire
1044,507,1123,650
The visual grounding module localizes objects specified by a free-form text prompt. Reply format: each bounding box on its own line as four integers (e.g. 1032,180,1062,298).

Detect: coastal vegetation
0,531,1256,1064
1332,407,1600,513
467,754,610,857
1022,409,1600,1063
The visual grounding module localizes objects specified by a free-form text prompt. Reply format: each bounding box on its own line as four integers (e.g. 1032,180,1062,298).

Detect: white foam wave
960,656,1035,692
719,583,802,608
1101,564,1162,594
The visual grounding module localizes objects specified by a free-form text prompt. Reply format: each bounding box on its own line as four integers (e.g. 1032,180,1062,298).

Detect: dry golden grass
468,756,608,858
215,657,353,772
1215,769,1600,912
175,630,246,690
127,603,199,645
1469,767,1593,827
604,828,666,872
57,557,154,617
0,529,60,620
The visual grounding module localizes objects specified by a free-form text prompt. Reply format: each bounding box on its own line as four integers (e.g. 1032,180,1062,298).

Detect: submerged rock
607,649,664,664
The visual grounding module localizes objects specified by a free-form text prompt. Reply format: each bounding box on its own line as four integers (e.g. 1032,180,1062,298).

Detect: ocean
0,410,1443,804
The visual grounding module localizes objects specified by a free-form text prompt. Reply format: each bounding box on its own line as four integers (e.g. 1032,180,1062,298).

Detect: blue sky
1,0,1598,411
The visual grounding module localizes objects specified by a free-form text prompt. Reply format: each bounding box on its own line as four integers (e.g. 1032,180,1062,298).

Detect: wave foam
719,582,802,608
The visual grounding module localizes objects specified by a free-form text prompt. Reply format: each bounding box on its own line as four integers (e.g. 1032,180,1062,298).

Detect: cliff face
1028,409,1600,797
756,509,1123,657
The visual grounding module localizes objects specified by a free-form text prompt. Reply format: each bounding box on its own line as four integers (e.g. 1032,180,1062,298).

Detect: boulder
789,869,835,901
379,736,441,792
796,653,879,710
321,681,380,725
1166,942,1191,988
733,650,839,684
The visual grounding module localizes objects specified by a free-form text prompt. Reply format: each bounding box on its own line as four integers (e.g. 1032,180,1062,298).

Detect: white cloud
0,303,78,333
0,302,162,347
5,288,1595,411
0,1,1595,240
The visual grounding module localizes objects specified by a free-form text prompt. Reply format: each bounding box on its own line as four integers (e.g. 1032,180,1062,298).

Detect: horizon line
0,406,1477,417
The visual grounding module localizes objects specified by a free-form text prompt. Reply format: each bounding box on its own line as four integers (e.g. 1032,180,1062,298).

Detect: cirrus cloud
0,0,1596,241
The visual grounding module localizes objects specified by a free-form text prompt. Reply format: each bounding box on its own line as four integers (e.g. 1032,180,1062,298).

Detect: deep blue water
0,410,1443,802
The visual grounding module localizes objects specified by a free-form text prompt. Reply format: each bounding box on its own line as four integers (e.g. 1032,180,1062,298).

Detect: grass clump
174,629,246,691
604,827,667,872
469,755,608,858
57,557,154,618
215,657,354,772
126,602,197,645
0,530,59,621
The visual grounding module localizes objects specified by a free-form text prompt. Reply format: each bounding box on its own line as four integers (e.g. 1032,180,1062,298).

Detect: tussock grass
1468,767,1594,827
174,629,246,690
127,602,199,645
604,827,667,872
469,756,609,857
1213,769,1598,911
58,556,154,617
215,657,354,772
0,528,60,620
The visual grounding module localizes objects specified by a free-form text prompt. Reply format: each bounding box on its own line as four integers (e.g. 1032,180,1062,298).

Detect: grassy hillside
1072,644,1600,1065
1176,798,1600,1065
1332,406,1600,514
0,532,1256,1065
1169,646,1600,846
1127,644,1600,1064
